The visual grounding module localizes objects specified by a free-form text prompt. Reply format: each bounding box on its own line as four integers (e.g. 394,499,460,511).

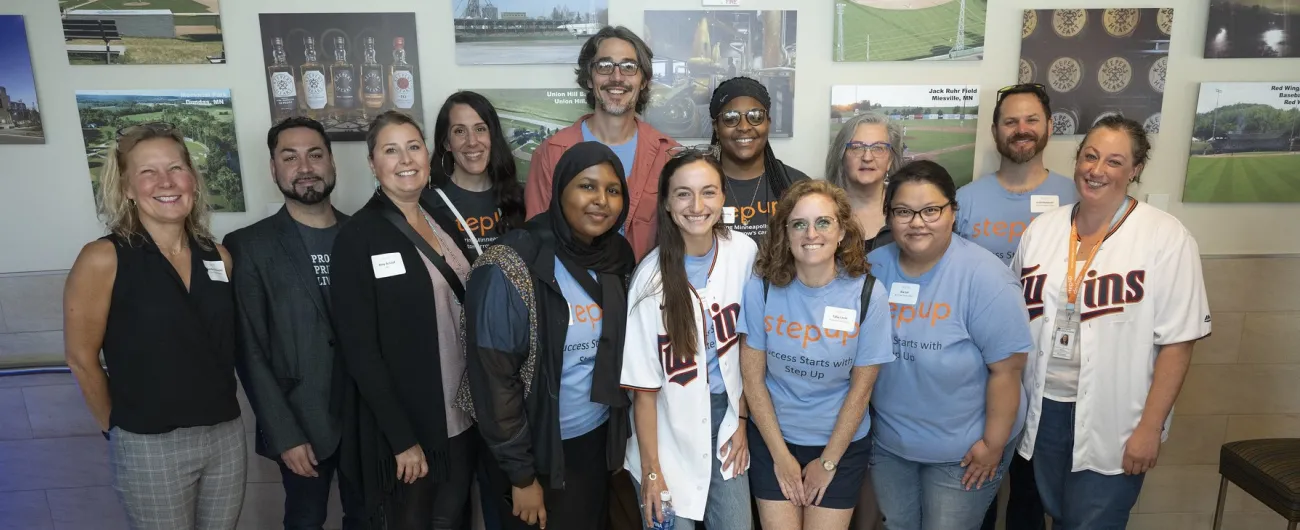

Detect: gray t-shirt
296,221,341,306
436,184,503,252
723,163,809,240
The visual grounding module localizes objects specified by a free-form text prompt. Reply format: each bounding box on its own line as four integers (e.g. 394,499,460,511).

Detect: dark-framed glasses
846,141,891,158
890,202,952,223
591,59,640,76
719,108,767,128
787,216,837,234
117,121,176,139
668,144,720,159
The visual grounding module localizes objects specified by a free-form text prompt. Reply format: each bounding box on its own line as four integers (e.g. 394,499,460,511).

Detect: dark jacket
329,191,472,521
224,207,350,461
464,223,632,490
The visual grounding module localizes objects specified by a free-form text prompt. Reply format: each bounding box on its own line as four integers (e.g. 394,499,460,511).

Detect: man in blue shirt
955,83,1065,530
956,84,1077,266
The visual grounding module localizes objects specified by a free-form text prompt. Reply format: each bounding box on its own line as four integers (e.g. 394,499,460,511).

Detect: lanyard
1065,198,1130,310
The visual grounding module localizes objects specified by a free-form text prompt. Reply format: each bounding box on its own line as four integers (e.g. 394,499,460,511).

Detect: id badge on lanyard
1052,297,1081,360
1053,198,1129,361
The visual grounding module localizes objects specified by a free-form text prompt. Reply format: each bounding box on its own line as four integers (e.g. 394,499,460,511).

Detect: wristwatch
820,457,836,472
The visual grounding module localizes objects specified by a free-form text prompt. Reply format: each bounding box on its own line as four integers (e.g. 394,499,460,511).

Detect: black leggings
387,426,478,530
491,422,611,530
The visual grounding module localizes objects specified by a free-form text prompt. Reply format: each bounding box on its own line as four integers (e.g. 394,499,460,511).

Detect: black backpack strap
376,207,466,303
859,272,875,324
762,277,770,301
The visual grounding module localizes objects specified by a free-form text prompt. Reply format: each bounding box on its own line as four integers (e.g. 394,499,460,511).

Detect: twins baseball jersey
1012,200,1211,475
955,171,1078,264
620,231,757,521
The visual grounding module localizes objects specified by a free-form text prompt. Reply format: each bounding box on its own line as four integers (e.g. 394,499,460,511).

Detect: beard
996,131,1049,164
278,173,335,205
596,82,636,116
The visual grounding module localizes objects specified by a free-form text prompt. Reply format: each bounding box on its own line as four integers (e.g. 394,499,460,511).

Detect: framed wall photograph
452,0,608,65
0,15,44,144
831,85,981,186
1205,0,1300,58
1184,82,1300,203
832,0,986,62
471,88,591,180
57,0,226,65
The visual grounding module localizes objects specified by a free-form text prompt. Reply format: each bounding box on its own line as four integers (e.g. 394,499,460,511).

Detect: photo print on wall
643,10,797,139
831,85,981,187
0,15,45,145
832,0,986,62
1184,82,1300,203
471,88,592,181
1020,8,1172,136
57,0,226,65
259,12,423,142
1205,0,1300,58
76,89,246,212
452,0,609,65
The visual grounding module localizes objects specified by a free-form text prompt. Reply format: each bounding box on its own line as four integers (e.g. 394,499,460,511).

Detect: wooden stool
1213,439,1300,530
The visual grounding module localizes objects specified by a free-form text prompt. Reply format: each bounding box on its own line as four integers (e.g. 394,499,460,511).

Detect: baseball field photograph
1184,82,1300,203
831,84,980,186
831,0,986,62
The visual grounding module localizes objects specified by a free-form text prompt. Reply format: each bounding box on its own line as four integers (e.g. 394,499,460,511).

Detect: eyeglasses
667,144,720,159
996,83,1048,102
116,121,176,138
890,202,952,223
718,108,767,128
591,59,640,76
846,141,891,158
787,216,837,234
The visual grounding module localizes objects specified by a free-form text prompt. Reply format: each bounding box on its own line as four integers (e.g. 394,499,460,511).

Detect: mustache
1008,133,1038,144
292,173,322,184
600,82,633,91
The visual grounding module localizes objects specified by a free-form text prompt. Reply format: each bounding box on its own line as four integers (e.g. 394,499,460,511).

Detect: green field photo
60,0,224,64
832,0,987,61
828,117,978,187
76,91,244,212
1183,153,1300,203
479,89,590,182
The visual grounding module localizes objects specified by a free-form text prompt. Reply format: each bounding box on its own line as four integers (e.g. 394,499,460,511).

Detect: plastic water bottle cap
660,490,672,502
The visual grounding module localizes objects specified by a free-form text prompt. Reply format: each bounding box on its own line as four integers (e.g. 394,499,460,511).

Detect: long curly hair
754,179,870,287
98,125,214,249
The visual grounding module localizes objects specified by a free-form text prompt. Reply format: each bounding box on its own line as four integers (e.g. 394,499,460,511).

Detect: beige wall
0,0,1298,274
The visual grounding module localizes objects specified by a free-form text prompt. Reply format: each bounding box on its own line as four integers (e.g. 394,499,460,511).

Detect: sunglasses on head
667,144,720,159
591,59,640,77
116,121,177,139
718,108,767,128
996,83,1047,102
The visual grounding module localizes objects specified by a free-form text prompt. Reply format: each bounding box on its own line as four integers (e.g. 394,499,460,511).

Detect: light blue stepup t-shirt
737,272,894,447
582,120,637,236
554,256,610,440
867,236,1034,464
954,171,1077,264
684,241,726,395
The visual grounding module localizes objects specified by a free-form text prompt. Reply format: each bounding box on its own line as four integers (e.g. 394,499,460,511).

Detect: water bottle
651,490,676,530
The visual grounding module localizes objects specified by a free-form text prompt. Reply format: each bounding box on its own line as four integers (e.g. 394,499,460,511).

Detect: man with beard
955,85,1075,530
224,117,363,529
710,76,808,240
956,83,1078,266
524,25,679,262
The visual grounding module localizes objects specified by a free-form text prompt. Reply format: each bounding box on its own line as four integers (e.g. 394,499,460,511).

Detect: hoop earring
442,152,456,177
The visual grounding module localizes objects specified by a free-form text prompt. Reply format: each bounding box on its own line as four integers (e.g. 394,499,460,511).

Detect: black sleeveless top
101,233,241,434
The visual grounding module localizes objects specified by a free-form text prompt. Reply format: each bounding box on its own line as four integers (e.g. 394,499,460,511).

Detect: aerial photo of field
832,0,986,62
57,0,224,64
76,89,245,212
475,88,591,181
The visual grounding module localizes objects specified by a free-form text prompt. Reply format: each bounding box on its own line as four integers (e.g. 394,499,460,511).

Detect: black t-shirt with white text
723,163,809,240
431,184,503,253
296,221,340,306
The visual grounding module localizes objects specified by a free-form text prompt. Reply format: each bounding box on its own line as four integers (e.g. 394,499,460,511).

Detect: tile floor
0,372,343,530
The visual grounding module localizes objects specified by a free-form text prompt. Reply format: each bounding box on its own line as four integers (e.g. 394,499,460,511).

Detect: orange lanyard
1064,198,1130,310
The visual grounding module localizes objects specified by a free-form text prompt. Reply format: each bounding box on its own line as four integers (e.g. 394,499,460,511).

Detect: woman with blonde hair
739,179,893,530
64,122,246,529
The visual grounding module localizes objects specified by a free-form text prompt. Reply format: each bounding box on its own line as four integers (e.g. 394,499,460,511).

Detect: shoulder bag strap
859,272,875,324
376,207,466,303
433,187,483,257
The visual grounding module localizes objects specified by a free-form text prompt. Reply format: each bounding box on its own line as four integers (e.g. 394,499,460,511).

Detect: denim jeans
870,437,1016,530
978,454,1045,530
1031,398,1144,530
633,392,751,530
279,449,365,530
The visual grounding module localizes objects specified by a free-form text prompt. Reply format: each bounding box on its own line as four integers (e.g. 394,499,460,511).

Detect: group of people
62,25,1211,530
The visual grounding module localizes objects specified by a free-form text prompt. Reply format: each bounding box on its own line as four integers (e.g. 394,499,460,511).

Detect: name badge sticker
202,260,228,282
723,206,736,225
888,282,920,305
371,253,406,279
1030,195,1060,213
823,306,857,332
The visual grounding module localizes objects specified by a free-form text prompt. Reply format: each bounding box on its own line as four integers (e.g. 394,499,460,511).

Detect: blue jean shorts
746,420,871,510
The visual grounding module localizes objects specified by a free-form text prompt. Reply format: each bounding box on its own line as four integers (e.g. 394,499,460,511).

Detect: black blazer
224,207,350,461
329,190,471,516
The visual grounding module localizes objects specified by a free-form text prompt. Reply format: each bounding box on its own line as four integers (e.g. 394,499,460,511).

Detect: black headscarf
541,141,634,409
709,76,797,199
